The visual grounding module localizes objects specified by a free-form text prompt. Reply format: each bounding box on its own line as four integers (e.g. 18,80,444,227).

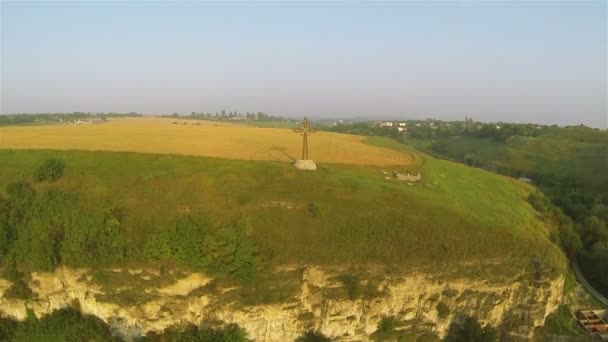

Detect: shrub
2,184,128,272
10,307,116,341
308,203,321,217
415,332,441,342
372,316,400,341
142,323,250,341
0,317,17,341
337,274,359,300
143,217,258,281
296,330,333,342
444,316,497,342
538,305,582,337
3,278,33,300
207,219,257,281
528,191,550,213
436,302,450,318
34,158,65,182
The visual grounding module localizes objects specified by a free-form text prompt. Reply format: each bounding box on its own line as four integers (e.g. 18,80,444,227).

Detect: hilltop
0,122,565,277
0,122,568,340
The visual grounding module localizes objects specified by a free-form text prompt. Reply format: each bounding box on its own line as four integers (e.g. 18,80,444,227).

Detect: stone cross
293,117,316,160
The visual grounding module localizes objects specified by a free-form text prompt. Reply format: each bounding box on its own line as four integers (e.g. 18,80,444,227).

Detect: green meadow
0,140,565,281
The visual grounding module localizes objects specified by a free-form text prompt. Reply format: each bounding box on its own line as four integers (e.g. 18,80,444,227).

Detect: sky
1,1,606,128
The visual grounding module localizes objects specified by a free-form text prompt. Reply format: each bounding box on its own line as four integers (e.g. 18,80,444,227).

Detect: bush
3,278,33,300
296,330,333,342
1,183,128,272
143,217,258,281
371,315,403,341
34,158,65,182
0,318,17,341
528,191,550,213
308,203,321,217
436,302,450,318
8,307,117,341
141,323,250,341
444,316,497,342
536,305,582,337
337,274,359,300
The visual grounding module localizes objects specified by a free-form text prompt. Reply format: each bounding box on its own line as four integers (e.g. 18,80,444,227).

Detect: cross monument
293,117,317,170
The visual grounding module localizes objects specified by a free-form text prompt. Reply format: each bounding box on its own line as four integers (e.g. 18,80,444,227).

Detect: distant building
518,177,533,184
379,121,393,127
398,122,407,127
229,116,247,121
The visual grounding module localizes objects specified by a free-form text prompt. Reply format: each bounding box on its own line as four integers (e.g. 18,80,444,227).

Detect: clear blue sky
1,1,606,127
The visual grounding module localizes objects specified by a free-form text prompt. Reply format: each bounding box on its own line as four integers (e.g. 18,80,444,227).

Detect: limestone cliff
0,266,564,341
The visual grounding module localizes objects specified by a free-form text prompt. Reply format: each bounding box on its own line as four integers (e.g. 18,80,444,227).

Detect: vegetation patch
34,158,65,182
436,302,450,319
533,305,585,339
0,307,118,342
0,147,565,286
444,315,497,342
336,274,360,300
296,330,333,342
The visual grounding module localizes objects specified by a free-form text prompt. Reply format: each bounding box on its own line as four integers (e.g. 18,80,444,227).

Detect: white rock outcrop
294,160,317,171
0,266,564,341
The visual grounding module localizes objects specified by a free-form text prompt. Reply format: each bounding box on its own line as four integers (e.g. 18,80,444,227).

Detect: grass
408,134,608,196
0,143,565,280
533,305,586,340
0,117,411,166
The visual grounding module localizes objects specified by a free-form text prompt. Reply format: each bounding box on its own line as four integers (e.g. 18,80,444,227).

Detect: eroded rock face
0,266,564,341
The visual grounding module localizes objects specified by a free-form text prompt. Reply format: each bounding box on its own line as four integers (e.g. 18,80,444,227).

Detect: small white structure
379,121,393,127
394,171,421,182
294,160,317,171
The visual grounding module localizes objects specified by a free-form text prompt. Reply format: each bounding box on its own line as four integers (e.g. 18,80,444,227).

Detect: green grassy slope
0,145,565,280
412,133,608,199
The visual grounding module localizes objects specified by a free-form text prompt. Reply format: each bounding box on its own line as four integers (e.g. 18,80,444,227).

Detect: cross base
294,159,317,171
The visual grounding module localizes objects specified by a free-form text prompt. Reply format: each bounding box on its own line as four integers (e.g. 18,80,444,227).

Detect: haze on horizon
1,1,606,128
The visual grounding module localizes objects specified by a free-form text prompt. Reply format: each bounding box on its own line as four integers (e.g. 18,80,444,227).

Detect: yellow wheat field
0,117,413,165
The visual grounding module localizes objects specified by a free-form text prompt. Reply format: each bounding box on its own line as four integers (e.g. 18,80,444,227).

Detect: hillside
0,147,565,276
404,125,608,298
0,127,568,340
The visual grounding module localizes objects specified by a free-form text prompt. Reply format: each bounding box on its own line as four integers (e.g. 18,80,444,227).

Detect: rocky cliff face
0,266,564,341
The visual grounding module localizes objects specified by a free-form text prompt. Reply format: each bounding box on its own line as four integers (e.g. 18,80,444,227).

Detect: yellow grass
0,117,413,165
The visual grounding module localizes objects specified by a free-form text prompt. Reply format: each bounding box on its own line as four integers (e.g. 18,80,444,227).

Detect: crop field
0,117,413,166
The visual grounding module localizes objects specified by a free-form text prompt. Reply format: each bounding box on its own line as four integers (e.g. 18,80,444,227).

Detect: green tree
577,216,607,248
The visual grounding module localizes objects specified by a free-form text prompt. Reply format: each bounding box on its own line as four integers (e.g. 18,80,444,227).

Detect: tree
578,216,607,249
579,243,608,293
